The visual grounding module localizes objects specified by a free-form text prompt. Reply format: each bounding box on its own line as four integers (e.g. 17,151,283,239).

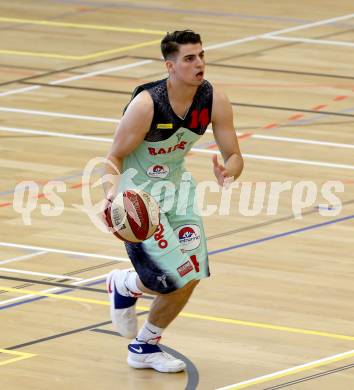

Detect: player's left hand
212,155,234,187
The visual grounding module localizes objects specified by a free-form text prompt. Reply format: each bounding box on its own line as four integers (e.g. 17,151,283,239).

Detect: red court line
312,104,327,111
70,183,83,189
238,133,253,141
262,123,279,129
0,202,12,207
333,95,348,101
288,114,304,121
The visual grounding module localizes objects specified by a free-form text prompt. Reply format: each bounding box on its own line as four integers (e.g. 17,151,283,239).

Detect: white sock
136,321,163,344
124,270,143,297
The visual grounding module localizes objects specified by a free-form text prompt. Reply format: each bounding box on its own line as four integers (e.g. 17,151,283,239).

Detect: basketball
105,189,160,243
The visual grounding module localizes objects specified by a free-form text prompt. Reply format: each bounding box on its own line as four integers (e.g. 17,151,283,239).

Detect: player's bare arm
103,91,153,199
211,88,244,186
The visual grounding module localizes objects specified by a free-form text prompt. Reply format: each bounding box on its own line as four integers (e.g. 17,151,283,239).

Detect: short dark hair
161,30,202,60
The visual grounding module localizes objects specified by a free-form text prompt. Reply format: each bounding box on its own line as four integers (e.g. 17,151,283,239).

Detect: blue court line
208,214,354,256
1,214,353,310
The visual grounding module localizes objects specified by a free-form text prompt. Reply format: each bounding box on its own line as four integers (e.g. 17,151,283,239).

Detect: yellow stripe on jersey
157,123,173,129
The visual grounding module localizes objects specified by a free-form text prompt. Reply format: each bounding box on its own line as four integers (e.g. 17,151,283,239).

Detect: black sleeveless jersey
125,78,213,142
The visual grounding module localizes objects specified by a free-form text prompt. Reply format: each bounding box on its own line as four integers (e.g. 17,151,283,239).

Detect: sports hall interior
0,1,353,389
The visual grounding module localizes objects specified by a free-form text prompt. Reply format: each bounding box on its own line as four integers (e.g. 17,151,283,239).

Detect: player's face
167,43,205,86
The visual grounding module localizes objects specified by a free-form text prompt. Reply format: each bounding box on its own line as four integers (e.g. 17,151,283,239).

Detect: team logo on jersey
175,224,201,251
176,132,184,142
157,123,173,129
147,164,170,178
177,260,194,277
148,140,188,155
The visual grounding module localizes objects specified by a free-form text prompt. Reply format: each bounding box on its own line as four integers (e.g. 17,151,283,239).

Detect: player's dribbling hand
102,197,113,230
212,155,234,187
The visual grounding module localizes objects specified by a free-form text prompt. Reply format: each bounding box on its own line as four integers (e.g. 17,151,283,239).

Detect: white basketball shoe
127,342,186,373
106,269,141,338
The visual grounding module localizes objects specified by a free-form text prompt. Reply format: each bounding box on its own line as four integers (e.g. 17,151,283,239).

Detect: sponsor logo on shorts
175,224,201,251
147,164,170,179
154,223,168,249
177,261,194,277
156,274,168,288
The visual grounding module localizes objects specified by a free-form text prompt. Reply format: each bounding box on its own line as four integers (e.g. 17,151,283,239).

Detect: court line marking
192,149,354,171
3,210,353,309
0,13,351,94
0,250,47,265
0,272,109,306
1,106,353,149
0,267,82,281
0,13,351,61
50,60,153,84
0,348,37,367
0,284,353,341
0,17,162,60
263,36,354,47
1,125,354,170
250,135,354,149
205,130,354,150
0,17,166,35
208,214,354,255
215,350,354,389
0,242,130,262
0,109,117,122
0,125,113,141
263,13,354,37
0,59,152,97
204,13,354,51
263,363,354,390
0,40,161,60
0,85,41,97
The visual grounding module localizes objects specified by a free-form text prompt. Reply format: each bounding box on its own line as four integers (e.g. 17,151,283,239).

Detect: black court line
5,311,149,351
129,55,354,81
0,260,120,294
263,363,354,389
18,80,354,118
0,55,127,88
5,320,111,350
0,275,105,293
207,199,354,241
0,275,154,300
207,63,354,81
58,260,119,277
210,26,354,68
230,102,354,117
20,80,132,95
92,328,199,390
0,64,53,72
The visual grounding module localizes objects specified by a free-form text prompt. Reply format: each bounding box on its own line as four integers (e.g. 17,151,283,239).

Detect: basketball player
103,30,244,373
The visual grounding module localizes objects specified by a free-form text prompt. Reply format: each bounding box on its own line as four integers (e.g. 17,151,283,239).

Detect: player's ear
165,59,174,74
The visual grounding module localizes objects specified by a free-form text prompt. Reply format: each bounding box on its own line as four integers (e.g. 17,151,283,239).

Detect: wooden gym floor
0,1,353,389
